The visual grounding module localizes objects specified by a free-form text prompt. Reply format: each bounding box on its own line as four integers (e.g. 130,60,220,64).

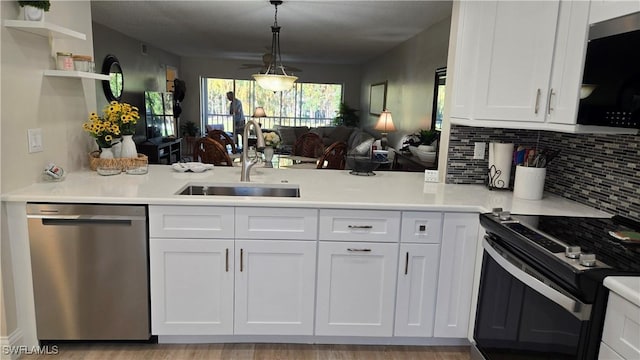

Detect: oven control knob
565,246,581,259
579,253,597,267
499,211,511,221
492,208,503,216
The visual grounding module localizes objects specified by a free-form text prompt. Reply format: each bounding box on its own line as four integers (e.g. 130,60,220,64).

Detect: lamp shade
252,74,298,92
253,107,267,117
374,110,396,132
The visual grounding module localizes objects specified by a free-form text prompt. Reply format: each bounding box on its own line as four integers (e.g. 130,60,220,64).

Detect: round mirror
101,54,123,102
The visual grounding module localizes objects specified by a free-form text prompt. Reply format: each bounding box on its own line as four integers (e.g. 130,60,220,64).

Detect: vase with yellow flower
82,113,120,159
262,132,281,167
104,101,140,158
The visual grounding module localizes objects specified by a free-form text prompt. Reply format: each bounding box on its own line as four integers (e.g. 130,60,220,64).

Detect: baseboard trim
158,334,470,346
0,328,24,360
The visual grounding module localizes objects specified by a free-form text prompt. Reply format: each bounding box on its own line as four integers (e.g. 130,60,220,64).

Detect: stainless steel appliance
27,203,150,340
577,11,640,128
473,211,640,360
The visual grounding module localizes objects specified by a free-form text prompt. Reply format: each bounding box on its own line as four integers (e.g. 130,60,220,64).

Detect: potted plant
333,103,359,127
180,120,199,137
18,1,50,21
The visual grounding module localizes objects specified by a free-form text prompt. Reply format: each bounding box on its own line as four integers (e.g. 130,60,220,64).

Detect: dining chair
317,141,348,170
207,129,237,154
193,137,233,166
293,132,324,158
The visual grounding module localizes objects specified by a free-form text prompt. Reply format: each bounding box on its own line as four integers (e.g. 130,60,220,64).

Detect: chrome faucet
240,120,266,182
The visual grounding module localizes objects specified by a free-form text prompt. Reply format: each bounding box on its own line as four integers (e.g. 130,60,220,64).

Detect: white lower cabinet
394,243,440,337
234,240,316,335
150,238,234,335
315,241,399,336
599,292,640,360
433,213,479,338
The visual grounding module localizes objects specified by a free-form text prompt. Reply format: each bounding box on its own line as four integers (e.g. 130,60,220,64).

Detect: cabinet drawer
602,292,640,360
319,209,401,242
401,211,443,243
235,207,318,240
149,205,234,239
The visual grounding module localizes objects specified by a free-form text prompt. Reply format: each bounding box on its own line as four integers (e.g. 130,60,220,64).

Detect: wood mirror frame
101,54,124,102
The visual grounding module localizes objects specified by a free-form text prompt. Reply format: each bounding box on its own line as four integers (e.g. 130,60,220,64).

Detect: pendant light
252,0,298,92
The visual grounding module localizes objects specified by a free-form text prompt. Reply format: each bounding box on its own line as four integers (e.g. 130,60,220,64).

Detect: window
201,78,342,133
432,67,446,131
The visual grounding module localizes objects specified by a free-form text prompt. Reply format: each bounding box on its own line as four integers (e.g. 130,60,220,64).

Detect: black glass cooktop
493,214,640,273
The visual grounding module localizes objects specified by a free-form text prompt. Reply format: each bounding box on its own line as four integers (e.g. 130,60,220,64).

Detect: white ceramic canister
513,165,547,200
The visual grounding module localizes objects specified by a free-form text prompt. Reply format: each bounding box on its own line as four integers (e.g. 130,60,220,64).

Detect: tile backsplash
446,125,640,222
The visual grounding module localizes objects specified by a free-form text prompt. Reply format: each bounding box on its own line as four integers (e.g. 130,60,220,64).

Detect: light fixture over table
374,109,396,150
252,0,298,92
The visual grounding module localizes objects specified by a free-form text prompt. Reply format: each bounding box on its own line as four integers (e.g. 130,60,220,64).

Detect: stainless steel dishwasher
27,203,150,340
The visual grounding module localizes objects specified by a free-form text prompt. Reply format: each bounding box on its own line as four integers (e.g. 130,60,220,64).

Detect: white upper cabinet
448,1,632,133
471,1,560,123
589,0,640,24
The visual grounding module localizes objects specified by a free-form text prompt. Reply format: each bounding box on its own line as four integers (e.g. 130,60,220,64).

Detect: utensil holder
513,166,546,200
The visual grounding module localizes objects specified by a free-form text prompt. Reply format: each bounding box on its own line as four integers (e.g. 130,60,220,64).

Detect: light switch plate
424,170,439,182
28,128,43,153
474,142,486,159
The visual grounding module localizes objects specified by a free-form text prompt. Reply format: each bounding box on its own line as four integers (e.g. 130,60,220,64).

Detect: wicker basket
89,151,148,171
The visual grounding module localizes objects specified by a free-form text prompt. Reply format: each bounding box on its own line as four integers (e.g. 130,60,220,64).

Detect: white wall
92,22,181,141
0,0,96,339
1,0,97,191
360,16,451,149
179,57,362,129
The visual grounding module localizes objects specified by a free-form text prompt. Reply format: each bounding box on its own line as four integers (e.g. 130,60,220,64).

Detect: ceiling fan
240,52,302,74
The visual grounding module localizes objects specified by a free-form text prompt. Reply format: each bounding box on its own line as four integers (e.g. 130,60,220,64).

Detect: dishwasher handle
40,218,138,226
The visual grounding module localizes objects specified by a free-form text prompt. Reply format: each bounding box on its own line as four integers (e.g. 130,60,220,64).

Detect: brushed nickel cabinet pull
348,225,373,229
225,248,229,272
240,248,244,272
405,252,409,275
347,248,372,252
534,88,541,114
547,88,555,115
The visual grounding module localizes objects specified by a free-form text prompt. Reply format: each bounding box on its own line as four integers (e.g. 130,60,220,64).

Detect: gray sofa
273,125,379,156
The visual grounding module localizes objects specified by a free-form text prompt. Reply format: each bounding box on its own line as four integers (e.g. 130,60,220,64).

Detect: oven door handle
483,238,592,321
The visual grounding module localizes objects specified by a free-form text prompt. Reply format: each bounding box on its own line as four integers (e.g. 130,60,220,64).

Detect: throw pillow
277,127,297,146
348,130,375,156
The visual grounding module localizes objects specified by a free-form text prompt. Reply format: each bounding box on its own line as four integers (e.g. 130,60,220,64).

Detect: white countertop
604,277,640,307
2,165,612,216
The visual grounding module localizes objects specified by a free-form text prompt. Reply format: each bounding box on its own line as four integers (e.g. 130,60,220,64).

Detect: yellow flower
104,135,113,142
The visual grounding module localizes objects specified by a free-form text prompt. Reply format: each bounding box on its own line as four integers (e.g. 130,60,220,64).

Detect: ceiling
90,1,453,66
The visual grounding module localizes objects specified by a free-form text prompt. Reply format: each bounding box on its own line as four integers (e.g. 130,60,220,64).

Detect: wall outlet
474,142,486,159
28,128,43,153
424,170,439,183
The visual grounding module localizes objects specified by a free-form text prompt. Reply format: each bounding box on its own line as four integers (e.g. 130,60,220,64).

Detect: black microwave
577,11,640,128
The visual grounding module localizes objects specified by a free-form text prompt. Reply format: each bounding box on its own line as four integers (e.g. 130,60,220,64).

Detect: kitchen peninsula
3,166,611,348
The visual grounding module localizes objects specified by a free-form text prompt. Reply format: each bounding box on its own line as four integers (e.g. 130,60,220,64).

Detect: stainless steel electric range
473,210,640,360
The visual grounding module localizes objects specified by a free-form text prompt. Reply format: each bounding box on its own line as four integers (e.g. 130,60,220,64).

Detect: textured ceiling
90,1,453,65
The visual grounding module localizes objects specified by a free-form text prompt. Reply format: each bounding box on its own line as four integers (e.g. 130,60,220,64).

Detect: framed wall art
369,81,387,116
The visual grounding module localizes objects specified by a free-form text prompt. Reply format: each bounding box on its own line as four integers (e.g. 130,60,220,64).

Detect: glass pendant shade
252,73,298,92
252,1,297,92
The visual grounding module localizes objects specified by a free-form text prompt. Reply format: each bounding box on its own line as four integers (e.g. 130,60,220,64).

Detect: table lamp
374,109,396,150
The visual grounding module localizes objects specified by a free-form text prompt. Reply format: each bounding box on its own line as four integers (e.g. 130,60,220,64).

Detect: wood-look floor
21,343,471,360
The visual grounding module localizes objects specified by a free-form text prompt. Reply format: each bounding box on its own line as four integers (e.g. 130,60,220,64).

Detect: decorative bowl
346,155,382,174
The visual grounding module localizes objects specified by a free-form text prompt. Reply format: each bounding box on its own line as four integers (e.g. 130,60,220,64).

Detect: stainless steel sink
177,184,300,197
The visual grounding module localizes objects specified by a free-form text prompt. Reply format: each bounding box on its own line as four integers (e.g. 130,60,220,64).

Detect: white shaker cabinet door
434,213,479,338
150,238,234,335
234,240,316,335
394,243,440,337
472,0,560,123
315,241,398,337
